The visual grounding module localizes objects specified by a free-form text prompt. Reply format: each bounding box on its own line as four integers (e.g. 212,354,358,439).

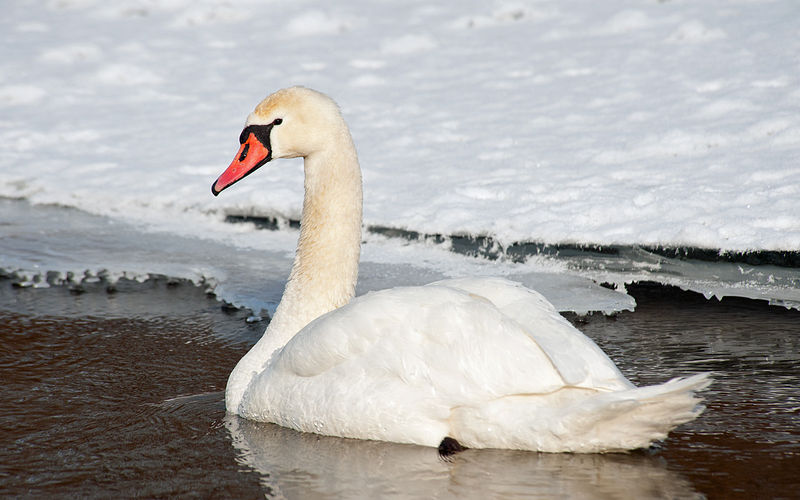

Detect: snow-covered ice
1,0,799,311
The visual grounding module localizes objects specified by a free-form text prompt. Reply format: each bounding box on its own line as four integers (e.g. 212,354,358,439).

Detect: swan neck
265,135,362,348
225,96,362,414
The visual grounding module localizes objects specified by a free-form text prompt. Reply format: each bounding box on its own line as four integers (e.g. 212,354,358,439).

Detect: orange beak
212,132,271,196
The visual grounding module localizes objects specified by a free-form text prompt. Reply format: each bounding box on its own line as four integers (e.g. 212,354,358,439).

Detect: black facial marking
239,124,274,146
238,142,250,162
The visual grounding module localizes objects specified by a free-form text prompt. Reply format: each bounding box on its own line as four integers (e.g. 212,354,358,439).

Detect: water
1,278,798,498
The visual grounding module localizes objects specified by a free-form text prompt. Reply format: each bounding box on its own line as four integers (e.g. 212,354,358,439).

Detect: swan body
212,86,710,452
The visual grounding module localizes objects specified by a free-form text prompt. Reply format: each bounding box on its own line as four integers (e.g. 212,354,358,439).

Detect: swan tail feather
450,373,712,453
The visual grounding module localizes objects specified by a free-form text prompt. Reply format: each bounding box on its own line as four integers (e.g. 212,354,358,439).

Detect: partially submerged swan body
212,86,710,453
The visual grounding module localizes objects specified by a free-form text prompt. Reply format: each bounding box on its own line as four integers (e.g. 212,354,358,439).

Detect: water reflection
227,416,701,499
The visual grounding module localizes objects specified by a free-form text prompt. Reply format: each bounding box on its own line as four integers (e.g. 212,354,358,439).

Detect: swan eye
238,142,250,162
272,118,283,126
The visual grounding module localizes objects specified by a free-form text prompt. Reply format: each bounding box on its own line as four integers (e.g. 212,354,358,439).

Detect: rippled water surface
1,280,798,498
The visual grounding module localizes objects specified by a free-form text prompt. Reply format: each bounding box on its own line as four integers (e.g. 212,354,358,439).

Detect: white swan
212,86,710,453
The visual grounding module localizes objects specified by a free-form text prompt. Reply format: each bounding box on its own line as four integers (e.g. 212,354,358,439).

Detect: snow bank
1,0,798,253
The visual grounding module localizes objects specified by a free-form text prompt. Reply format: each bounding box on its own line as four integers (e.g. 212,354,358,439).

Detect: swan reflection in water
226,415,701,499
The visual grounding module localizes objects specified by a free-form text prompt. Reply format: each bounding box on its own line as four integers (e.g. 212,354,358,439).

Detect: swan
211,86,710,453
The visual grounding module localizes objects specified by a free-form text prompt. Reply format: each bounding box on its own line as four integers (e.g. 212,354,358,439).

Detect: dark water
1,279,798,499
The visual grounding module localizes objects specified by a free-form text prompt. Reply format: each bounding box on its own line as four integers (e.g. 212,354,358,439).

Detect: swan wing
429,278,633,391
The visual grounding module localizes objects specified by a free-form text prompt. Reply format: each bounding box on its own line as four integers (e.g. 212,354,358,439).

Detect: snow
1,0,799,311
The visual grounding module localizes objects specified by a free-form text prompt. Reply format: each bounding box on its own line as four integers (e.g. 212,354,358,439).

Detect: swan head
212,86,346,195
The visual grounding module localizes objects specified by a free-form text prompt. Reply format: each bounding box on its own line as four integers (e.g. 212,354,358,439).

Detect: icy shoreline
3,198,799,316
0,198,632,316
227,213,800,268
226,213,800,310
